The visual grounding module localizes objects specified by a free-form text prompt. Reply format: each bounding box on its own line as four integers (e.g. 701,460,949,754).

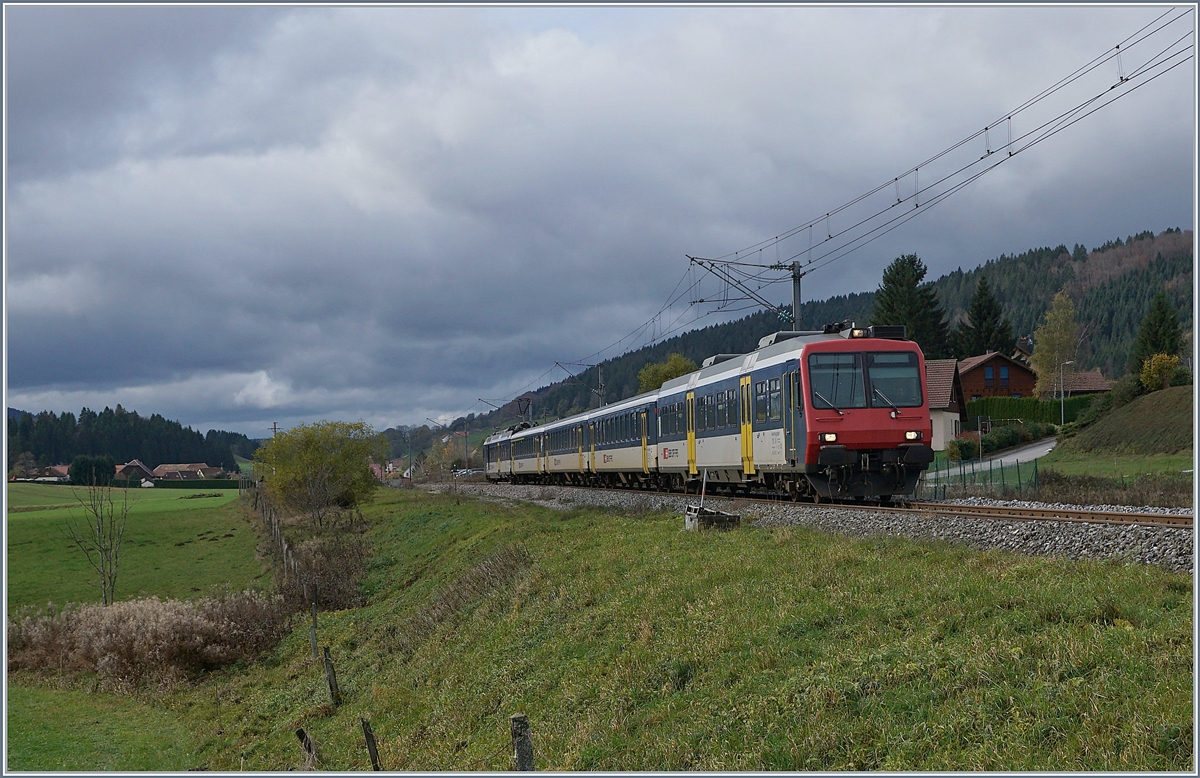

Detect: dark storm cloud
5,6,1193,435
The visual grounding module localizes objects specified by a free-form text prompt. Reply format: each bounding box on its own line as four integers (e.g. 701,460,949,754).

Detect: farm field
6,483,268,611
6,488,1192,771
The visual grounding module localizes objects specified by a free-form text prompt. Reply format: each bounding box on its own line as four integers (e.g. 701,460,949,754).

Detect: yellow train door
740,375,756,476
686,392,697,476
640,410,649,474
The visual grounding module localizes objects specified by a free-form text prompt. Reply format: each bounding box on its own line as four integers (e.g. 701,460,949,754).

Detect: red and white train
483,322,934,502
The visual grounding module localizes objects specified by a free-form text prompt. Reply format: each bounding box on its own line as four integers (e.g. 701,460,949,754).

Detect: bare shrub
7,591,292,690
278,533,372,611
379,544,531,659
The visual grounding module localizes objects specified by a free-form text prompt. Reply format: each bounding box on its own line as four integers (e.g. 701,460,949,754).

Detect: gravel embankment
435,482,1194,573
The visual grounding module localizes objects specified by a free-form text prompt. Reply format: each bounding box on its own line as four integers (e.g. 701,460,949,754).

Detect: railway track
475,481,1193,530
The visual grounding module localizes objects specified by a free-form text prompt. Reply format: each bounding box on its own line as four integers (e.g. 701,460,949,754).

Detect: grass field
6,483,268,611
5,683,203,771
7,488,1192,771
1037,450,1193,478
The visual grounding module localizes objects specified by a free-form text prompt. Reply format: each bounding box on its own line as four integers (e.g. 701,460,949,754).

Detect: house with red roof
957,351,1037,401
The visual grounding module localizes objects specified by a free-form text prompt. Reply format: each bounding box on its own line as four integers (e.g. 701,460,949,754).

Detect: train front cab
799,337,934,501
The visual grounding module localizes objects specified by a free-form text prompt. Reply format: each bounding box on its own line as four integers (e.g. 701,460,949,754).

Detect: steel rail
480,481,1193,530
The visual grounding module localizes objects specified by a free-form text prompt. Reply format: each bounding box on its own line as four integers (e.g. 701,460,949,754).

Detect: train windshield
866,351,923,407
808,353,867,409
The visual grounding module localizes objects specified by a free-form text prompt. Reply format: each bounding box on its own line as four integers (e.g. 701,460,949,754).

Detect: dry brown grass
7,590,292,690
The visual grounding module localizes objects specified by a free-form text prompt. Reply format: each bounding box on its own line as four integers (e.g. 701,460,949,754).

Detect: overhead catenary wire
697,7,1193,266
472,9,1194,419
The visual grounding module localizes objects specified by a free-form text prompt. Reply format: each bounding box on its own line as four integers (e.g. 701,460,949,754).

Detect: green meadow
6,483,268,611
6,487,1193,771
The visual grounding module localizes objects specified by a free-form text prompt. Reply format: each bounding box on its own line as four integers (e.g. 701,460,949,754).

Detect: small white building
925,359,966,451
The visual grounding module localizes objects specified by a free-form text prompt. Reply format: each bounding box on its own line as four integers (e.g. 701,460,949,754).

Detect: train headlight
905,430,922,440
850,328,866,338
820,433,838,443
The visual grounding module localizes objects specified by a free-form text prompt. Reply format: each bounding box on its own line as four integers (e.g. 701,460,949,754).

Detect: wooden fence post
295,728,317,770
309,587,320,660
361,718,383,771
510,713,534,771
323,646,341,706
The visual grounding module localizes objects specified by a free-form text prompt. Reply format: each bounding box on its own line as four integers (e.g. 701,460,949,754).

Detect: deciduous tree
63,478,130,605
870,254,950,358
253,421,389,529
1031,291,1079,399
1141,353,1181,392
638,353,698,392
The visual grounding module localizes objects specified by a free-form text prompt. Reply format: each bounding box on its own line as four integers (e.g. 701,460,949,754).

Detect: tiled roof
1062,369,1113,393
957,351,1034,376
925,359,959,409
153,462,211,473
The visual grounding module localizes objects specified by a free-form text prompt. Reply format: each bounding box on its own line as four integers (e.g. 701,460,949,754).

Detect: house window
1000,366,1009,387
971,394,981,401
984,365,994,388
1012,393,1021,399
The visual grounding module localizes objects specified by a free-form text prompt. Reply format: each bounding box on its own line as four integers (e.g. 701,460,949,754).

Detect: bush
946,435,979,461
277,533,372,611
6,590,292,690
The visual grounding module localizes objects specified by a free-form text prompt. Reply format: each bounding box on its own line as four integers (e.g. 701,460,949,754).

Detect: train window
706,394,715,429
866,351,922,407
769,378,781,420
755,381,768,423
716,391,726,428
809,353,867,409
695,396,704,432
728,389,737,425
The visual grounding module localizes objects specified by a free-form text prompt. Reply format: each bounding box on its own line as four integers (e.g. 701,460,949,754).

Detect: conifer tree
870,254,950,358
1128,291,1182,376
951,277,1016,358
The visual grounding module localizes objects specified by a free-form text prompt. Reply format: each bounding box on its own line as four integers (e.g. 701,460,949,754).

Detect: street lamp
1059,360,1074,426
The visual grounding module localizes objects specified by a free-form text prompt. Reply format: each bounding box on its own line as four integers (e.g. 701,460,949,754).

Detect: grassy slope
6,485,268,611
9,489,1191,771
1041,386,1193,477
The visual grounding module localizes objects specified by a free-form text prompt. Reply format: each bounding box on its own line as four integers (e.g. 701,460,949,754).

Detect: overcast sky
4,5,1195,437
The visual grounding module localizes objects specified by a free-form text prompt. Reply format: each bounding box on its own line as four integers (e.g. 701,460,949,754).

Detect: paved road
925,437,1057,483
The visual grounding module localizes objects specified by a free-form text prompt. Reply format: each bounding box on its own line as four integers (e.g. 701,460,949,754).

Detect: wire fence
915,456,1040,501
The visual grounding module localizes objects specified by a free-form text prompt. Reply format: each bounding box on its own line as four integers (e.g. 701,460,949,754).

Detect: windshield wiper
813,391,843,416
873,387,900,414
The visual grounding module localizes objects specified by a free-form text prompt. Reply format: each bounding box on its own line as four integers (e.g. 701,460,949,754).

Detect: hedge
112,479,239,489
965,395,1096,426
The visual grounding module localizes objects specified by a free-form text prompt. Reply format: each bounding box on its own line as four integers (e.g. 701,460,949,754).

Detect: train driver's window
769,378,782,421
809,353,867,409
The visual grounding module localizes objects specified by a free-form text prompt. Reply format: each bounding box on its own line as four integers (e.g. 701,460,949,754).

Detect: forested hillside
452,228,1191,437
7,406,257,470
